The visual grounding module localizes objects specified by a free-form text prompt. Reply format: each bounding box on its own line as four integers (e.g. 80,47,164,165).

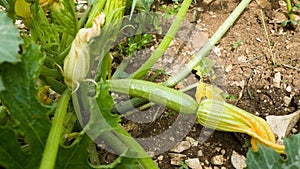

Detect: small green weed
221,92,237,101
118,34,153,56
233,39,242,49
179,160,189,169
161,1,180,15
282,0,300,27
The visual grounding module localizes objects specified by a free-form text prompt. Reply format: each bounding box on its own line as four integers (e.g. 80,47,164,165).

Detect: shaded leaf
56,134,93,169
0,0,16,19
0,44,51,169
0,11,22,64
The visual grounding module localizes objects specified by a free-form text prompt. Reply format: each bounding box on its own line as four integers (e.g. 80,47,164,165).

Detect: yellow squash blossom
196,82,285,154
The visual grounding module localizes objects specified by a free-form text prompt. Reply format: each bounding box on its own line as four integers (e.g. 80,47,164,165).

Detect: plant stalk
164,0,252,87
129,0,193,79
39,89,72,169
285,0,295,21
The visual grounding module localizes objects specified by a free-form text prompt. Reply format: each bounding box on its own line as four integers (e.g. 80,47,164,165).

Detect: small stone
186,137,199,147
221,149,226,155
204,142,211,147
278,0,287,7
211,155,224,165
221,167,226,169
203,0,213,5
170,141,191,153
283,96,292,106
286,86,292,92
256,37,262,42
204,167,212,169
213,166,219,169
231,151,246,169
169,153,187,166
291,128,298,133
238,55,247,62
225,64,233,72
266,110,300,144
186,158,202,169
205,159,210,165
273,72,281,88
215,147,221,152
198,150,203,157
157,155,164,161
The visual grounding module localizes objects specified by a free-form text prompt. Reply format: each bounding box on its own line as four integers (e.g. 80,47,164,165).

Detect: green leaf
246,133,300,169
0,0,16,19
0,11,22,64
0,44,51,169
0,127,28,169
56,134,93,169
292,6,298,12
129,0,137,19
281,20,288,27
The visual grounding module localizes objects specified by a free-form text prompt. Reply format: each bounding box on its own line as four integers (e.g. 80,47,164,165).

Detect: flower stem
39,89,72,169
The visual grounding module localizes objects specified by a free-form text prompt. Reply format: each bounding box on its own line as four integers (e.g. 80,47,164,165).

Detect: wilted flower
196,83,285,154
63,13,105,91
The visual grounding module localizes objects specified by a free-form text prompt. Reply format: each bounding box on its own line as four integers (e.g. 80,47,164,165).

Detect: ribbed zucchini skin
107,79,198,114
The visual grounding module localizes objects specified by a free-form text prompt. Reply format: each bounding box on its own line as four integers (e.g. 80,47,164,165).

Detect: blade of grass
260,9,276,66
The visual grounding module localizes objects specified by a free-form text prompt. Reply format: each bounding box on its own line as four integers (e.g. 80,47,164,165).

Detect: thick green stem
164,0,252,87
285,0,295,21
129,0,193,79
39,89,72,169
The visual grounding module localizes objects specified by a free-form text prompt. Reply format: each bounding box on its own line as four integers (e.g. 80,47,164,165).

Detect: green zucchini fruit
107,79,198,114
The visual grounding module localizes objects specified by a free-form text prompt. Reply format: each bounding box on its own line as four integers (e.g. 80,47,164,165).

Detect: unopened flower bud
63,13,105,90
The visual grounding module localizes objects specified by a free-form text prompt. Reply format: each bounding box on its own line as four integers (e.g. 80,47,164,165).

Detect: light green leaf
129,0,137,19
0,44,51,169
0,11,22,64
246,133,300,169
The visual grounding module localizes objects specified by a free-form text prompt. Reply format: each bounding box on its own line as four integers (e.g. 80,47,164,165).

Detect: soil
109,0,300,168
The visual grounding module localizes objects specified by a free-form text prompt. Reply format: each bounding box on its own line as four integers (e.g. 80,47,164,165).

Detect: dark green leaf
0,11,22,64
0,0,16,19
246,133,300,169
56,134,93,169
0,44,51,169
0,127,27,169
